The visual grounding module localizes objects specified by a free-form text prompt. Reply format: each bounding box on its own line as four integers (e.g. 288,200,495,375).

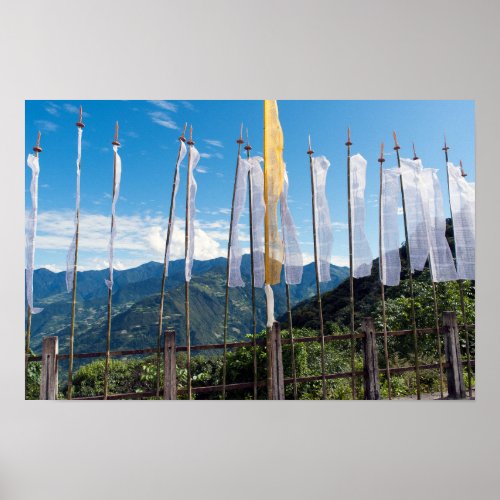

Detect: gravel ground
395,389,475,400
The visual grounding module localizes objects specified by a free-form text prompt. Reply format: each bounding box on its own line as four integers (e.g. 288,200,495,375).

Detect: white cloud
35,120,58,133
33,210,227,270
148,100,178,112
203,139,223,148
181,101,195,111
40,264,62,272
214,152,224,160
149,111,178,130
199,153,211,159
197,167,208,174
62,103,89,117
45,103,59,116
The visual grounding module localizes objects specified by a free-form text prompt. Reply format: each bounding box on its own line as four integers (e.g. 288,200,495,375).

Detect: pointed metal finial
412,142,419,161
187,124,194,146
237,123,244,145
345,127,352,146
244,128,252,152
76,105,85,129
378,142,385,164
33,131,42,154
393,131,400,150
179,122,187,142
307,134,314,156
442,134,449,152
112,121,120,146
460,160,467,177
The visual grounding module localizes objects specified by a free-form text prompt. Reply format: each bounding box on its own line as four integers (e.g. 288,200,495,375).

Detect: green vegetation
25,223,475,400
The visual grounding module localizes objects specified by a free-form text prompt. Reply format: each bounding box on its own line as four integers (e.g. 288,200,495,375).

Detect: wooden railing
29,311,474,401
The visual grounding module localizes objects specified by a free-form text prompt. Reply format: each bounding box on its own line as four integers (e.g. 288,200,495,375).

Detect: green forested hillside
28,256,349,359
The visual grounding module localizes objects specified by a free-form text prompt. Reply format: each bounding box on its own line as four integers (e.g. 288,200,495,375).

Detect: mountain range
29,255,349,356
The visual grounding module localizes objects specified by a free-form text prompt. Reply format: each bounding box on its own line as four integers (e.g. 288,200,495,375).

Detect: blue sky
25,100,475,272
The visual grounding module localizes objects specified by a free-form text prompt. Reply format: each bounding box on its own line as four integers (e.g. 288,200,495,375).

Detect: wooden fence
30,310,474,401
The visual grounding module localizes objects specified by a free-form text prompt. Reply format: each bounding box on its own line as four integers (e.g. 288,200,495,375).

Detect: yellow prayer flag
264,100,285,285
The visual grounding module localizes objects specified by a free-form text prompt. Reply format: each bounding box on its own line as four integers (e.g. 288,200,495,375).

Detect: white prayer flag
448,162,475,280
420,168,458,282
66,126,83,292
380,168,402,286
249,157,266,288
185,145,200,282
264,284,275,327
280,168,303,285
312,156,333,282
105,145,122,290
350,154,373,278
399,158,429,272
165,140,187,277
25,154,43,314
228,156,251,287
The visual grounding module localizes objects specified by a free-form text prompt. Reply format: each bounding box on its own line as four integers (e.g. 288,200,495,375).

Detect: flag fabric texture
448,162,475,280
420,168,458,282
264,284,275,327
312,155,333,282
26,154,43,314
280,169,303,285
249,157,266,288
66,126,83,293
380,168,402,286
185,145,200,282
263,100,285,285
349,154,373,278
399,158,430,272
104,145,122,290
228,156,251,288
165,140,187,277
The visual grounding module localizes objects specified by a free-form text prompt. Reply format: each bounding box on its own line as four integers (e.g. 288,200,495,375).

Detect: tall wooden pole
67,106,85,400
221,124,244,400
308,136,327,400
103,122,120,400
155,123,187,398
378,143,392,399
185,125,195,400
393,132,421,400
25,131,42,368
443,140,473,398
412,143,445,398
244,131,259,400
346,128,357,399
278,134,298,400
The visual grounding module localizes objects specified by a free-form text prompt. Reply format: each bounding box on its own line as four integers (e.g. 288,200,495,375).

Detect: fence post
40,336,58,400
267,321,285,400
361,317,380,400
163,330,177,400
442,311,466,399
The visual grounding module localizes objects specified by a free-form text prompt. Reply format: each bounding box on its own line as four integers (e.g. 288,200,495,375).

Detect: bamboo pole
185,125,196,400
25,131,42,371
155,123,187,398
285,282,298,399
103,122,120,400
346,128,357,399
67,106,85,400
278,138,298,399
244,131,259,400
221,124,244,400
378,143,392,399
412,143,445,399
307,135,327,400
443,140,473,398
393,132,421,400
